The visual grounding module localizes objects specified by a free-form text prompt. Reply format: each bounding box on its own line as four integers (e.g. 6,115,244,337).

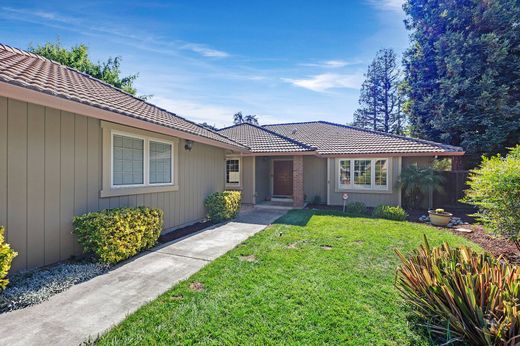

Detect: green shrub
0,226,17,291
461,145,520,250
345,202,367,215
372,205,407,221
396,237,520,345
73,207,163,264
204,191,242,223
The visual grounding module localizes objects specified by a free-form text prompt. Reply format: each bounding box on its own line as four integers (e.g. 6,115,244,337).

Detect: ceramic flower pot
428,210,453,227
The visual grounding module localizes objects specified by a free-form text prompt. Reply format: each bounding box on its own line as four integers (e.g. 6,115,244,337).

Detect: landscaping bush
345,202,367,215
395,237,520,345
73,207,163,264
461,145,520,250
372,205,407,221
0,226,17,291
204,191,241,223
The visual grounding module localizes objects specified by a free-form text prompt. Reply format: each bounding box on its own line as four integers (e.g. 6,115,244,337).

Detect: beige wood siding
255,156,270,203
0,97,226,271
303,156,327,203
240,156,255,204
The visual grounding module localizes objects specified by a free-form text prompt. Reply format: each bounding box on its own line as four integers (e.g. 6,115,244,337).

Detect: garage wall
0,96,227,271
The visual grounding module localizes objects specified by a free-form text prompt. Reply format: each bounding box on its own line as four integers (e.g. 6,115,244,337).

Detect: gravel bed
0,260,110,314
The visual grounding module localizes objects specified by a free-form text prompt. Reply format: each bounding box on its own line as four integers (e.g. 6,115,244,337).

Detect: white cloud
282,73,363,92
300,59,356,68
151,96,237,127
2,7,78,24
181,43,229,58
366,0,404,13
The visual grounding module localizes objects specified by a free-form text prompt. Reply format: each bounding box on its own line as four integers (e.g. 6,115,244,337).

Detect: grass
97,210,480,345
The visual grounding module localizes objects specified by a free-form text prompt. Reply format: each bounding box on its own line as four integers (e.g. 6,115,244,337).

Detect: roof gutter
0,81,248,153
319,151,465,158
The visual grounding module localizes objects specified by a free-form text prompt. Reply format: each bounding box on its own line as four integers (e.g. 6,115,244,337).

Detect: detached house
0,44,463,271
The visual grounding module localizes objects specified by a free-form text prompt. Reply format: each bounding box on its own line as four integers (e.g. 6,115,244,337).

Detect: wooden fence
432,170,470,208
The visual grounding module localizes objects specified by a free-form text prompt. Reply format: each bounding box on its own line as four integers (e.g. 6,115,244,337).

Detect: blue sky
0,0,408,127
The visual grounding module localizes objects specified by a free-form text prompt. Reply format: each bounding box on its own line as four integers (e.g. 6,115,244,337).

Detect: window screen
113,134,144,186
149,141,172,184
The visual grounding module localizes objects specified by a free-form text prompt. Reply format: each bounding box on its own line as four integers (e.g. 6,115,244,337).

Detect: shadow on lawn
273,209,371,227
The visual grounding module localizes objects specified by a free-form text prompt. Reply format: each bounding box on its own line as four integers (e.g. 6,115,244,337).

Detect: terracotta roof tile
218,123,315,153
0,44,246,150
263,121,463,155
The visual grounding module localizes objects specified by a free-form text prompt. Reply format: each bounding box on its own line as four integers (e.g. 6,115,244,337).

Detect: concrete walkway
0,208,286,346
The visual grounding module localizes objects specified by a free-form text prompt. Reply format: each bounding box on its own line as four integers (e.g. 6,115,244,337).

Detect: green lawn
97,210,479,345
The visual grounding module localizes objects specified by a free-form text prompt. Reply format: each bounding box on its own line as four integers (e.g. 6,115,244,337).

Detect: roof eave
0,80,249,153
319,151,465,158
241,150,318,156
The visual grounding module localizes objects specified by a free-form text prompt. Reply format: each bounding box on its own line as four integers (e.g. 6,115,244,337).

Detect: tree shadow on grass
273,209,374,227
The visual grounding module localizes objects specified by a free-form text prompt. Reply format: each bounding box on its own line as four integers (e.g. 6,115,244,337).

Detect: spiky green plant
399,166,445,208
395,237,520,345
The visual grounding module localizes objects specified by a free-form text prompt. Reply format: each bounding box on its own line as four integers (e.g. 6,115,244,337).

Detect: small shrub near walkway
204,191,241,223
0,226,17,292
73,207,163,264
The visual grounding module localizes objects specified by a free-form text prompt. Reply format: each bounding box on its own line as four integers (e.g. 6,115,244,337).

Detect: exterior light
184,140,193,151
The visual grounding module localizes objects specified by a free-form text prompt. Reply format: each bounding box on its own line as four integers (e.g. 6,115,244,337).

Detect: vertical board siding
303,156,327,203
7,99,28,270
0,97,7,236
2,98,227,271
27,103,46,267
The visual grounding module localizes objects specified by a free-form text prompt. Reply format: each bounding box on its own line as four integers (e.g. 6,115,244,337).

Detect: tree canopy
29,41,143,97
403,0,520,167
233,112,259,125
353,48,406,134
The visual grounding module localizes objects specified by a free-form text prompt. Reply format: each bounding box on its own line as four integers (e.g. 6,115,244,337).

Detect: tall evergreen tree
353,49,405,134
403,0,520,166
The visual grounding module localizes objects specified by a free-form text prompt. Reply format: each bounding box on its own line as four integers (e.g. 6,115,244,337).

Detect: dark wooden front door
273,160,293,196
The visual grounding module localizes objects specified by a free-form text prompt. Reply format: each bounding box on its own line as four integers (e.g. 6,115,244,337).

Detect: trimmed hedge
372,205,407,221
73,207,163,264
204,191,242,223
0,226,17,291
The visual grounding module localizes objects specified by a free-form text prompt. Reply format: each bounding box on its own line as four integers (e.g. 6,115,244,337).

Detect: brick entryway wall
293,156,304,207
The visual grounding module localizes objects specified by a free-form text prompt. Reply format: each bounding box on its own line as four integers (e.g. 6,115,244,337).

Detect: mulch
158,220,215,244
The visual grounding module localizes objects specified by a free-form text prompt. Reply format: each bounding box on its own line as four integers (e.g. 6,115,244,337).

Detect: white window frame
111,130,175,189
337,158,389,191
225,157,241,188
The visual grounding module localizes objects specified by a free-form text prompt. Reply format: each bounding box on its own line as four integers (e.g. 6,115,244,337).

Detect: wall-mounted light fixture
184,140,193,151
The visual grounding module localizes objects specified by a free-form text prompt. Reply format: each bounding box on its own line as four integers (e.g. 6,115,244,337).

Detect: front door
273,160,293,196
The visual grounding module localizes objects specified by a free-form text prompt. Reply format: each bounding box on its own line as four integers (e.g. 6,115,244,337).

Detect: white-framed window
111,131,175,188
338,158,389,190
225,158,241,186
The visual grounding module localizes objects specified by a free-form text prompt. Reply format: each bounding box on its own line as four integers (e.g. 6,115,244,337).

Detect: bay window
338,158,389,190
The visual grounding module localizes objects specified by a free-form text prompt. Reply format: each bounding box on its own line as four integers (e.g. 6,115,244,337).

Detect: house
218,122,463,208
0,44,463,271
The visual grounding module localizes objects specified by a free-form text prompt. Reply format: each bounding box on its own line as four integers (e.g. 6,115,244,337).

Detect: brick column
293,155,304,207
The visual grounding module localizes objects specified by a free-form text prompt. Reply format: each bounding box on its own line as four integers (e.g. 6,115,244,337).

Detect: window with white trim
111,132,174,188
226,158,240,186
338,158,389,190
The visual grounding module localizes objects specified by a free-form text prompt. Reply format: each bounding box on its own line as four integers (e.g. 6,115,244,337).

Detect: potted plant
428,208,453,226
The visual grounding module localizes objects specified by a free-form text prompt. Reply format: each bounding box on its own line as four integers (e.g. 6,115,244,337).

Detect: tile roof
263,121,464,155
0,44,246,150
218,123,315,153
